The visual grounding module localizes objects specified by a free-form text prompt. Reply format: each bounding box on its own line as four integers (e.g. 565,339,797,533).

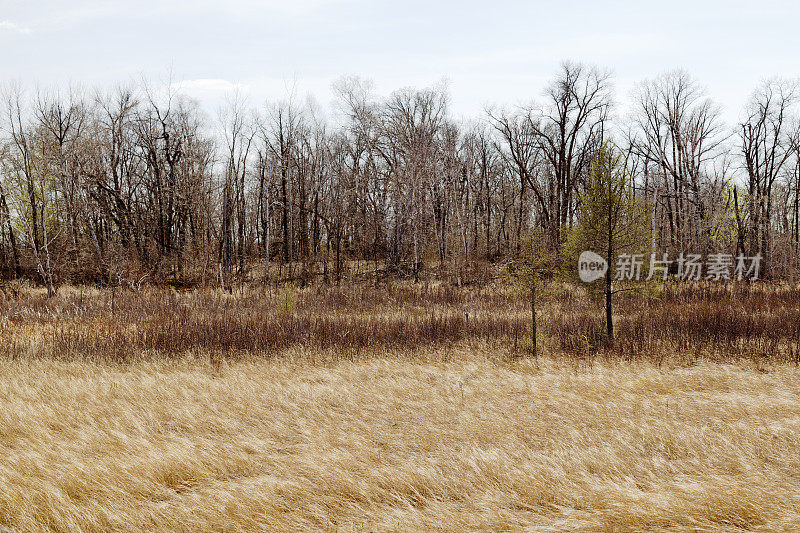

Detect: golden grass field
1,283,800,531
2,348,800,532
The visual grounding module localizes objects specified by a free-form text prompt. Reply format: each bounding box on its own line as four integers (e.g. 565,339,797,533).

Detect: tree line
2,62,800,294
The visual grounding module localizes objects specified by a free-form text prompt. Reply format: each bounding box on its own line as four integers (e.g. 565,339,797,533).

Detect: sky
2,0,799,127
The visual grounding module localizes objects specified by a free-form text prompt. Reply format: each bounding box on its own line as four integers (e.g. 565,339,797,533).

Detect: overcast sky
2,0,799,125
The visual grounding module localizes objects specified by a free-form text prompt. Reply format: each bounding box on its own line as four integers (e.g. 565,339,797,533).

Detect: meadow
1,279,799,531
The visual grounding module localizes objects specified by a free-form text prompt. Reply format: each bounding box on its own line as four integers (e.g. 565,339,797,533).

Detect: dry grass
1,349,800,532
0,283,527,361
4,280,800,363
543,282,800,363
2,281,800,531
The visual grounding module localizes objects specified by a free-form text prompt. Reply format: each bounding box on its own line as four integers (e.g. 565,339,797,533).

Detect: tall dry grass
543,282,800,363
1,351,800,531
0,283,527,362
3,280,799,363
2,281,800,531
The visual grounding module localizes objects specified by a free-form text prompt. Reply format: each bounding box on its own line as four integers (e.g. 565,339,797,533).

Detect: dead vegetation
0,282,527,362
2,280,799,364
2,352,800,532
1,281,800,531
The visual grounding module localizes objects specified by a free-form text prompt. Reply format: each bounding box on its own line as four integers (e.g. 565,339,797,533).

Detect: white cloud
0,20,32,34
214,0,356,16
32,0,354,28
172,79,250,96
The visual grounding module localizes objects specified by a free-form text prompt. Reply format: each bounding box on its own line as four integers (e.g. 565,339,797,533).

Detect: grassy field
1,282,800,531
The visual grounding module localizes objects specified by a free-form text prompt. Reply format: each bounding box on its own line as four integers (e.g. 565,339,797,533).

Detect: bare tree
739,78,799,276
629,71,725,254
2,83,59,295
